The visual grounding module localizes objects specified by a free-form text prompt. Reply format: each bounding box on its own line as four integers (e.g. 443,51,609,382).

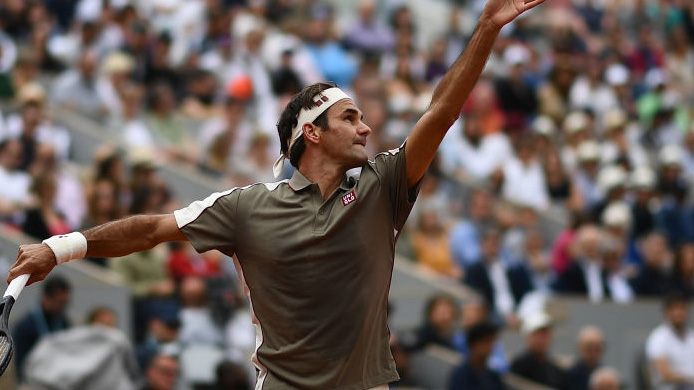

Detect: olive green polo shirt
174,145,418,390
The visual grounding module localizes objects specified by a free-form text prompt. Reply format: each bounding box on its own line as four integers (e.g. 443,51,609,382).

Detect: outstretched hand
7,244,56,286
482,0,548,29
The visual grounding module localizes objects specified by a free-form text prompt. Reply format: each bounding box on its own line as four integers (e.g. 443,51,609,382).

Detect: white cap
605,64,629,86
577,141,601,162
533,115,556,137
659,145,683,167
17,82,46,105
564,111,589,135
597,165,627,193
603,109,627,132
503,44,530,66
629,167,656,190
102,52,134,75
521,311,552,335
601,201,632,229
645,68,668,90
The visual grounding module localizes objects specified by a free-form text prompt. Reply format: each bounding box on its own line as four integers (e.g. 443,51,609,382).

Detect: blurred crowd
0,0,692,389
400,292,693,390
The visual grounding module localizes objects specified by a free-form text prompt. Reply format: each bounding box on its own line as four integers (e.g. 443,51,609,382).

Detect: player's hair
276,82,335,168
43,276,71,296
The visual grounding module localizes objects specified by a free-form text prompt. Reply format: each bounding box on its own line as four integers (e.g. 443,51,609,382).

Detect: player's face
321,99,372,169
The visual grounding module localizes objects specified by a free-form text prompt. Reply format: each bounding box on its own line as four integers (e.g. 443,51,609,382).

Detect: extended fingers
523,0,547,10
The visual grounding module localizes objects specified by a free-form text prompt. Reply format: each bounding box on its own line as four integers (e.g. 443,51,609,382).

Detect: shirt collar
288,169,355,192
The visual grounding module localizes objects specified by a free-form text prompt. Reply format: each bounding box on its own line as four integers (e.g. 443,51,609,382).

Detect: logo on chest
341,190,357,207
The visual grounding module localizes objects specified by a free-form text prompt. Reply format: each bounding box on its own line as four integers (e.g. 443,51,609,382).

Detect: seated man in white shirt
439,113,512,181
646,293,694,390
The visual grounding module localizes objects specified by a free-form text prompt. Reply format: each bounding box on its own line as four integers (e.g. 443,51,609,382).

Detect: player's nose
357,121,372,137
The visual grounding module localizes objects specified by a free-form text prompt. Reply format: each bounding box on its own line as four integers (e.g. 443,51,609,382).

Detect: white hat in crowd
629,168,656,190
605,64,630,86
521,311,553,335
603,109,627,132
601,201,632,230
597,165,627,194
533,115,556,137
564,111,589,135
504,44,530,67
577,141,601,162
659,145,683,167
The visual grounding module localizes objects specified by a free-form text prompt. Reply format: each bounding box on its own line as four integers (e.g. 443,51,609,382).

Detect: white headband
272,87,352,178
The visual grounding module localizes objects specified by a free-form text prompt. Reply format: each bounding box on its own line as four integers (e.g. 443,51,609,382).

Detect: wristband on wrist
42,232,88,265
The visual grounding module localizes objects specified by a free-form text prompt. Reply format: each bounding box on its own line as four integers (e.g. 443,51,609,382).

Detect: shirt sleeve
372,144,421,231
173,188,240,254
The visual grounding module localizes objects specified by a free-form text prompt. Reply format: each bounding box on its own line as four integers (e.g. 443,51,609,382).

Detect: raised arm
404,0,547,187
8,214,186,285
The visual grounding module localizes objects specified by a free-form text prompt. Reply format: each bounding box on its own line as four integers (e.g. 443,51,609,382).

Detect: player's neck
298,155,345,200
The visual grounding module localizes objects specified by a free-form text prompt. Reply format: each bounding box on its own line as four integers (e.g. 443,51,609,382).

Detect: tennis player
9,0,546,388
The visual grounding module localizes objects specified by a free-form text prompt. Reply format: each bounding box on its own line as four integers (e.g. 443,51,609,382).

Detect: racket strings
0,333,9,361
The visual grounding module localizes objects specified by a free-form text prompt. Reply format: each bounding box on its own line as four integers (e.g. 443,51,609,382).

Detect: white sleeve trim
174,187,240,228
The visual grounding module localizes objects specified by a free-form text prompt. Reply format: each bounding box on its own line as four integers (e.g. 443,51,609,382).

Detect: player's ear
302,123,321,145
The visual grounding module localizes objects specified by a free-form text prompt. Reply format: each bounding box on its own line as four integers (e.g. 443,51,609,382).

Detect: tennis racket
0,274,30,376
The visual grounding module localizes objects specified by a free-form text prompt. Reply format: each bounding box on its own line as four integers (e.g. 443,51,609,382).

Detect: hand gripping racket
0,274,29,376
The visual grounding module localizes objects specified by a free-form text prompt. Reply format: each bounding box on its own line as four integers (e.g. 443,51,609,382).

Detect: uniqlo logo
341,190,357,206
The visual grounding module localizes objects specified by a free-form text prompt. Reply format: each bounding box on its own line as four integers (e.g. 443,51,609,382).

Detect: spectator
215,360,252,390
561,112,591,174
3,83,71,163
449,322,507,390
465,228,532,324
551,212,591,276
495,44,537,130
501,136,550,210
21,173,71,240
142,352,180,390
439,112,512,181
630,232,675,297
564,326,606,390
671,243,694,298
0,139,32,219
656,145,694,248
304,6,357,89
343,0,394,55
645,293,694,390
573,140,603,211
450,189,494,268
23,306,139,390
518,229,554,293
178,276,224,347
589,367,622,390
629,167,658,240
538,64,576,124
411,295,458,350
99,51,136,119
510,311,565,389
110,83,155,151
411,203,461,279
145,83,197,164
50,50,108,119
137,310,181,371
453,299,509,373
13,276,71,377
167,242,222,283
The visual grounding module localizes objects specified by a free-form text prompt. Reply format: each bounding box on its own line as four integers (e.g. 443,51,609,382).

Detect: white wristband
42,232,88,265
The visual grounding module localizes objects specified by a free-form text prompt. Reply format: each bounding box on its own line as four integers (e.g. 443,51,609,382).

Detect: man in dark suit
464,228,533,321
